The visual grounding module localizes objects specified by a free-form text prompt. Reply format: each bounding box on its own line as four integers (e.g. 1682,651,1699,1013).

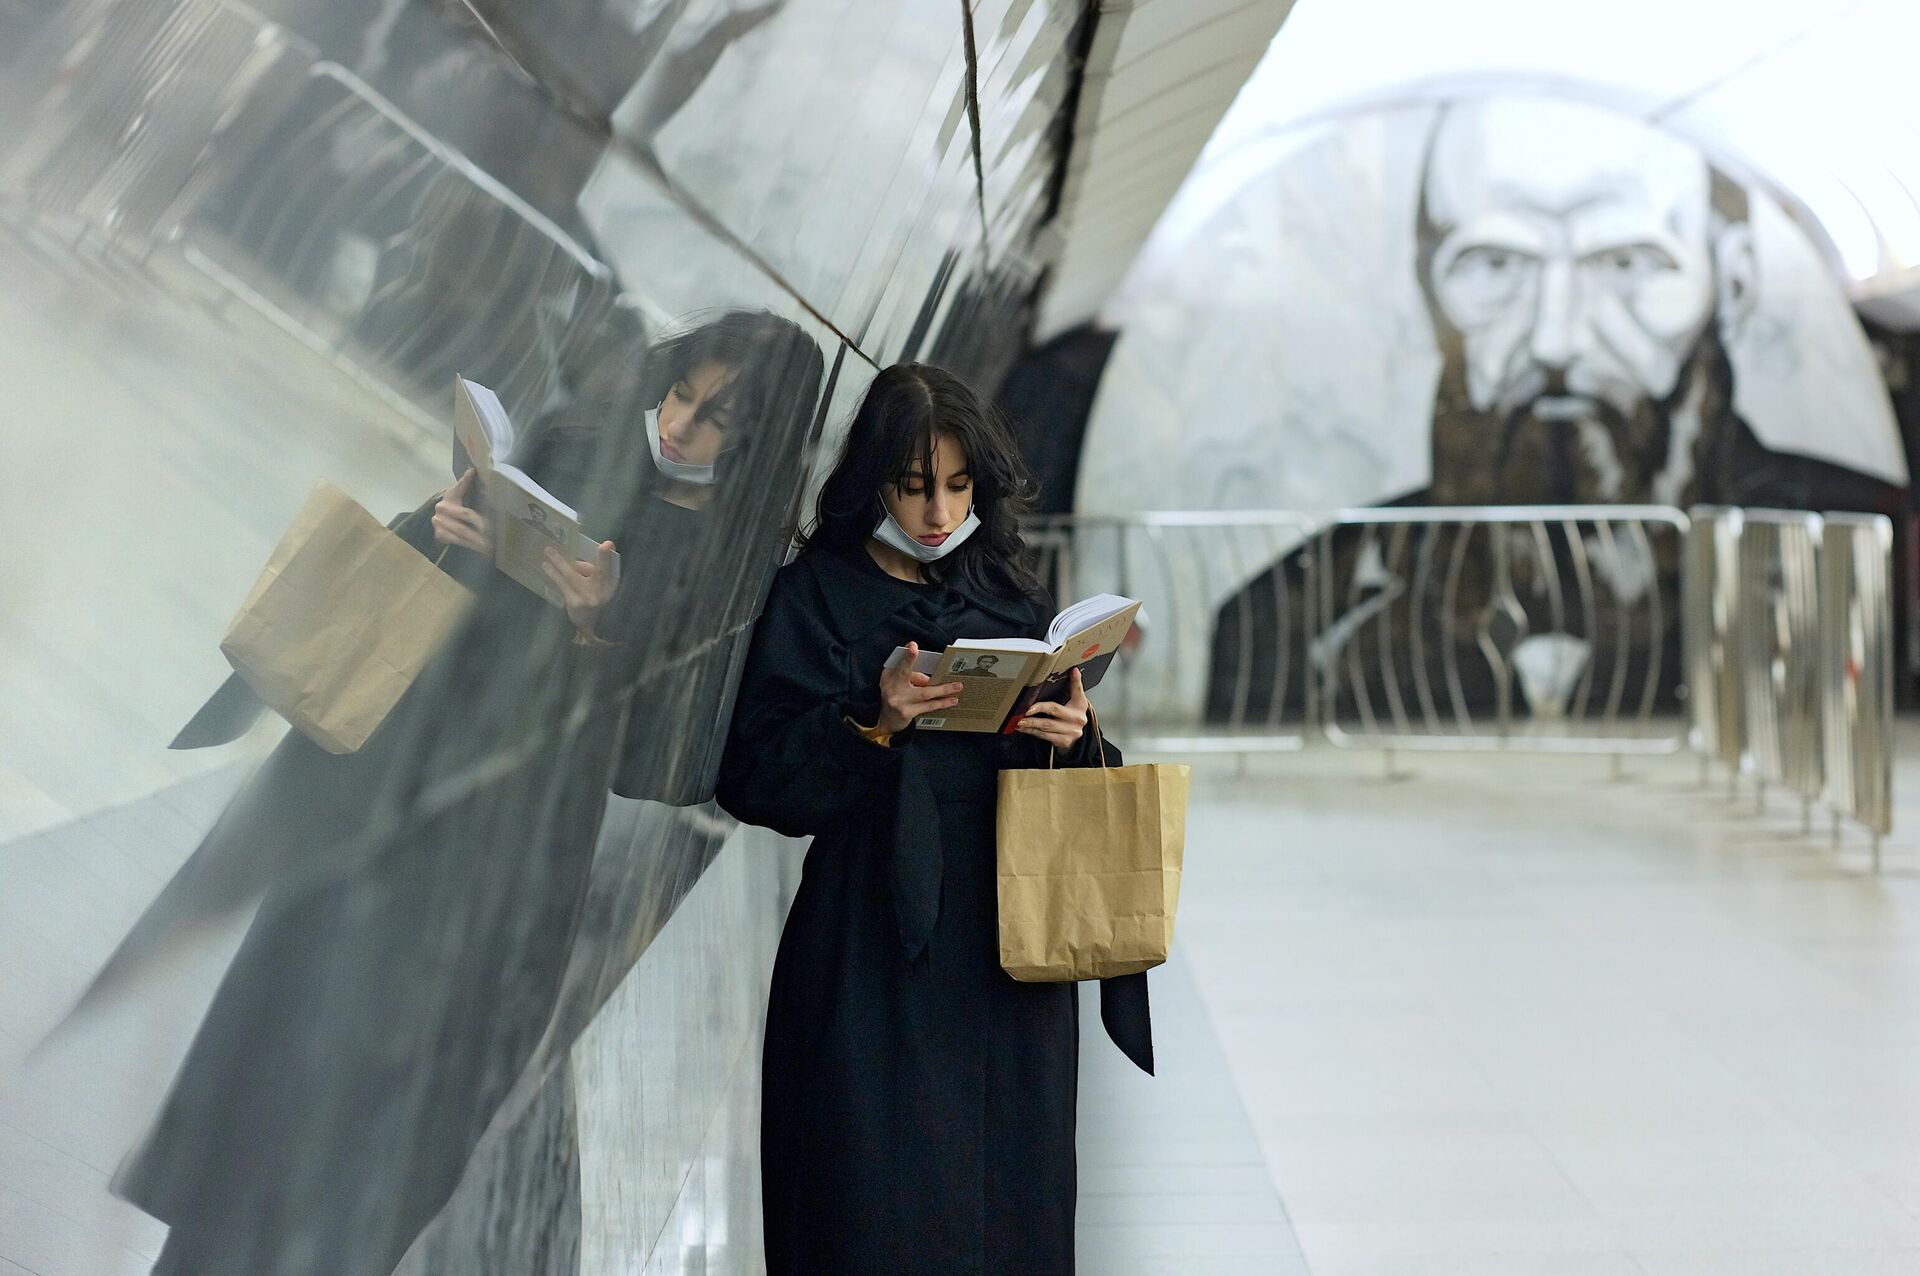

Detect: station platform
5,236,1920,1276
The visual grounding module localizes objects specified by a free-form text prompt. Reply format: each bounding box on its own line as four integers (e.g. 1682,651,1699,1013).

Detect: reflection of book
886,594,1140,734
451,373,515,479
453,376,619,607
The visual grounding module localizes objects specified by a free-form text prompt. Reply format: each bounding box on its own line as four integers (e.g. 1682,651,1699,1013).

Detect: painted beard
1425,332,1736,508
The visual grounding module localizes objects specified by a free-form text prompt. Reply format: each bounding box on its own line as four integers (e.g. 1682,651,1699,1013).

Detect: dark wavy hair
801,362,1040,598
546,307,826,529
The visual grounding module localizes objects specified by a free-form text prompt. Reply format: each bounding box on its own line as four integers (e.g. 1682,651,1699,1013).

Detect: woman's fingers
432,511,484,552
436,502,488,547
543,550,591,596
441,470,477,513
899,683,959,709
887,680,961,715
1016,721,1074,745
1067,665,1090,707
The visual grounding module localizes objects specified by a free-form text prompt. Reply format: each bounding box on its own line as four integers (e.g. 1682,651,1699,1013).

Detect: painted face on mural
1418,98,1756,503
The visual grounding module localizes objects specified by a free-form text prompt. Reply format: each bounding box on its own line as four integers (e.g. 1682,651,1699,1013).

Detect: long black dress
116,429,704,1276
716,544,1153,1276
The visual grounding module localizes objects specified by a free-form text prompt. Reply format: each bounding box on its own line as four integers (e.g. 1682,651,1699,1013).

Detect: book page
1045,593,1135,649
915,645,1043,732
453,376,514,479
1041,599,1140,683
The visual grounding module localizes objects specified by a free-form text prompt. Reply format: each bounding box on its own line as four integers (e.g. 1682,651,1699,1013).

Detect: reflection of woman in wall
107,309,823,1276
717,364,1154,1275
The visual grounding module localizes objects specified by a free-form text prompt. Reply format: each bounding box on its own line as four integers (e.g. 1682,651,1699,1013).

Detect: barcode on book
917,718,946,728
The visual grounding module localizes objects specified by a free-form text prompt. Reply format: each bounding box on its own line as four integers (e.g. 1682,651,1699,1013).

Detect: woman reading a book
716,363,1154,1276
101,309,824,1276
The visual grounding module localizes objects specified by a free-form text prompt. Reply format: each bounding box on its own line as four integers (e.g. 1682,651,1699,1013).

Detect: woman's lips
661,441,688,462
916,531,951,546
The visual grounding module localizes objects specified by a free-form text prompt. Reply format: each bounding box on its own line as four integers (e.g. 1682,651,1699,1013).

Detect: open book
887,594,1140,734
453,376,618,608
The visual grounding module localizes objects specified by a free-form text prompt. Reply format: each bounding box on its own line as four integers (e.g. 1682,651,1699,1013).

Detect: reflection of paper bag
996,736,1190,982
220,479,474,754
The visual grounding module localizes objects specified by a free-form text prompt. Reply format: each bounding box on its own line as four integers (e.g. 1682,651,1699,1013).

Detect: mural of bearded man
1415,96,1891,513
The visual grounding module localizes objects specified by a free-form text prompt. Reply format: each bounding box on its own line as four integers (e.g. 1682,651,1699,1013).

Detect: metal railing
1683,508,1746,781
1316,507,1690,755
2,0,620,432
1034,505,1894,853
1685,508,1897,855
1734,511,1825,818
1819,515,1895,861
1026,512,1319,752
0,0,308,279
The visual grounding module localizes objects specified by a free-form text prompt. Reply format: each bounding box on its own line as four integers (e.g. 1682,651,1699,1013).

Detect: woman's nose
659,401,687,440
926,490,956,527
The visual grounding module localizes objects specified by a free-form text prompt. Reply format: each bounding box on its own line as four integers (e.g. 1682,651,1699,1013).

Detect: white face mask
873,506,982,563
645,407,717,486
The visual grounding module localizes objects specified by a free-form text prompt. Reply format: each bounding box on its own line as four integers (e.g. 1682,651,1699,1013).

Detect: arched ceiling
1039,0,1920,334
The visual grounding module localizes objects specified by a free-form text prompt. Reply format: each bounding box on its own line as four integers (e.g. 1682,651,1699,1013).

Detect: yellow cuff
845,716,893,748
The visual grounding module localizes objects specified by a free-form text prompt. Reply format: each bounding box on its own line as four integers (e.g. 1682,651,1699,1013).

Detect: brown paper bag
996,721,1190,982
220,479,474,754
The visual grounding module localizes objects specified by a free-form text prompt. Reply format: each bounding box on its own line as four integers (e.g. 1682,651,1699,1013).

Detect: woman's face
657,358,736,468
882,430,974,550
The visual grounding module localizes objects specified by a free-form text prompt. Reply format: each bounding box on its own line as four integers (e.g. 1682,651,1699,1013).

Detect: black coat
114,430,705,1276
716,545,1153,1276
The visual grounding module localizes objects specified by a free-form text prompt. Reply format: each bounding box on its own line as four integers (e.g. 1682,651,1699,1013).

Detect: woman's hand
544,541,619,637
432,469,492,554
877,641,965,735
1015,666,1092,753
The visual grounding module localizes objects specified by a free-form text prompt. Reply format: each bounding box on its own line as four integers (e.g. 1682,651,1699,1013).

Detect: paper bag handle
1046,704,1106,770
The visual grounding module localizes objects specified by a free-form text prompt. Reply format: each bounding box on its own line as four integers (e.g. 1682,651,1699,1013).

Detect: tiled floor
1076,951,1307,1274
1172,738,1920,1275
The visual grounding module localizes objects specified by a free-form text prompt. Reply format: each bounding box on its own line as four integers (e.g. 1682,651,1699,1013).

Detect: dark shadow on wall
995,323,1117,514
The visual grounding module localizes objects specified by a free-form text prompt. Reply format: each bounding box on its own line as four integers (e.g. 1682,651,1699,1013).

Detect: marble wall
0,1,1091,1271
